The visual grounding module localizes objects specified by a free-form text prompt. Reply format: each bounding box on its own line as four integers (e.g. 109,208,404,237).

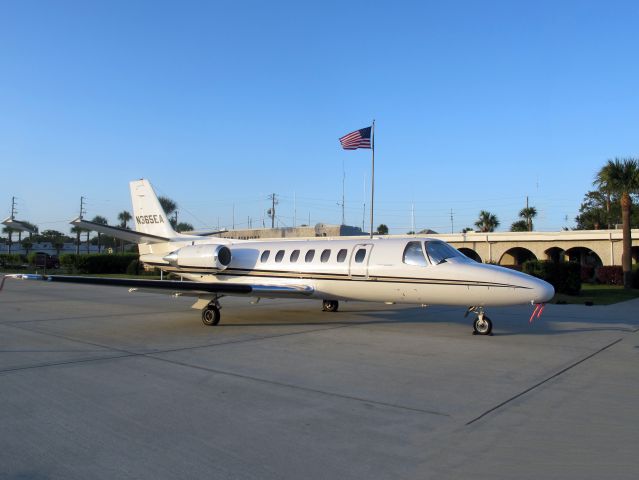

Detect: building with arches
419,229,639,268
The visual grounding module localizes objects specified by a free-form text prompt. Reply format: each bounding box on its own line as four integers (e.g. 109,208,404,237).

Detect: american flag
339,126,372,150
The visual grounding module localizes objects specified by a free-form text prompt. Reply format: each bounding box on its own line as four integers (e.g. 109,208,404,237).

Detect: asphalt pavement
1,280,637,479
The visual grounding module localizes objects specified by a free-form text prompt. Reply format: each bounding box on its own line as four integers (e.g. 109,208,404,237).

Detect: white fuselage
141,236,554,307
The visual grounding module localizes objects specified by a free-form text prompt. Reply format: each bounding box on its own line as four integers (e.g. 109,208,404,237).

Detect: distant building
0,241,100,255
216,223,367,240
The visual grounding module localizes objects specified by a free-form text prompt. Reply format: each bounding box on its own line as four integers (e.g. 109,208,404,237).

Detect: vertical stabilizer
129,179,177,238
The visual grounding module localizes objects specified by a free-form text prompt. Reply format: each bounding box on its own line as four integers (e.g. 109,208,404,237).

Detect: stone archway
545,246,567,263
565,247,603,268
458,247,482,263
498,247,537,268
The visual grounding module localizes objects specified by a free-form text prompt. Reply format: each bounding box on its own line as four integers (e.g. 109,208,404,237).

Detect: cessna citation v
3,180,554,335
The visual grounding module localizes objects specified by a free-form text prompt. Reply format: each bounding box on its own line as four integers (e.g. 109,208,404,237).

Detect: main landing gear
322,299,339,312
201,298,221,326
466,306,493,336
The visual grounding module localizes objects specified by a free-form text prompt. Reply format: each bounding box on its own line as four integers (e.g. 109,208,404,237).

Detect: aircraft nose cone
532,278,555,303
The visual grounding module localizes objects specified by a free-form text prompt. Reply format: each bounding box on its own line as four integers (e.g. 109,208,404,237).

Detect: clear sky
1,0,638,234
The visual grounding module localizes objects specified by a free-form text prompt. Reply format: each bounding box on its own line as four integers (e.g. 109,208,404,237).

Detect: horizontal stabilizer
70,217,170,244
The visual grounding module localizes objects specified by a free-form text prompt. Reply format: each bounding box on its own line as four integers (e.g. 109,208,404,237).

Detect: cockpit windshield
424,241,466,265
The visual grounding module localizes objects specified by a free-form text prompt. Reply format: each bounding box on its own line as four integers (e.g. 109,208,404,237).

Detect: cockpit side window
403,241,427,266
424,241,465,265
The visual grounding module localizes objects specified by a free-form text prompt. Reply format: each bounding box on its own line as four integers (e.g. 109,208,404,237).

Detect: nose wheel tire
202,306,221,326
473,316,492,335
322,300,339,312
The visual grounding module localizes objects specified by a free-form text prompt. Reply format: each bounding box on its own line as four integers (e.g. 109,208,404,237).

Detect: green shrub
0,253,23,267
126,259,140,275
596,266,623,285
523,260,581,295
59,253,138,274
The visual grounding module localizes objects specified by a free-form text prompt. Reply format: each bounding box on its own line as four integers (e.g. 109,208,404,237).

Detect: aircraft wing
2,274,314,298
70,217,171,244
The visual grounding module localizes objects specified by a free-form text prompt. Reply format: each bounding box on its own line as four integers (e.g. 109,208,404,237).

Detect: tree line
1,195,193,255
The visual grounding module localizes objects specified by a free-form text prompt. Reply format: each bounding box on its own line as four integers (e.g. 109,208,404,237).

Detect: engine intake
163,244,232,270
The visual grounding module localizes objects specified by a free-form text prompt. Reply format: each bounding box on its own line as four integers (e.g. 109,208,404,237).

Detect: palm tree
158,196,177,227
474,211,500,232
118,211,132,252
118,211,132,229
91,215,109,253
2,226,14,254
594,158,639,289
510,220,528,232
519,206,538,232
175,222,194,233
376,224,389,235
21,238,33,255
70,225,83,255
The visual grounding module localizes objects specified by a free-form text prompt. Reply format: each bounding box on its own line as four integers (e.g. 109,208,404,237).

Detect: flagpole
370,119,375,239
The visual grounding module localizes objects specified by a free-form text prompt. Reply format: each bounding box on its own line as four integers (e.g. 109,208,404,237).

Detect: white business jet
4,180,554,335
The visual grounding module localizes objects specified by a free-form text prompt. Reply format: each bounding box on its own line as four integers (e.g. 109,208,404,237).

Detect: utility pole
411,203,415,234
340,160,346,225
6,197,17,253
450,208,454,234
232,204,235,230
267,193,278,229
293,192,297,228
76,196,86,254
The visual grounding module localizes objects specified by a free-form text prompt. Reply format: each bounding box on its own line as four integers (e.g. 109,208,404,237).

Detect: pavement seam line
465,337,624,426
146,353,450,418
0,320,450,418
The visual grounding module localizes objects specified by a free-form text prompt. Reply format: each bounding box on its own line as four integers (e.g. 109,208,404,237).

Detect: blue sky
1,0,638,234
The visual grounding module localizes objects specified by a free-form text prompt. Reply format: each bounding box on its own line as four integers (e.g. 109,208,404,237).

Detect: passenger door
349,244,373,279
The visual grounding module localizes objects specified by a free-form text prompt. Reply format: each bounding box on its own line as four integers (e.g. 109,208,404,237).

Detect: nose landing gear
322,299,339,312
466,306,493,336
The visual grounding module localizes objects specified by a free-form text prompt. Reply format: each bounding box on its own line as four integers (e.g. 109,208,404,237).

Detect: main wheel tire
202,306,221,326
473,316,492,335
322,300,339,312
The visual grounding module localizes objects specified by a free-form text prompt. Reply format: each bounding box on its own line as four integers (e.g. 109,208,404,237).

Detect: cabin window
305,249,315,263
336,249,347,262
290,249,300,262
320,249,331,263
425,241,465,265
275,250,285,263
403,241,427,266
260,250,270,262
354,248,366,263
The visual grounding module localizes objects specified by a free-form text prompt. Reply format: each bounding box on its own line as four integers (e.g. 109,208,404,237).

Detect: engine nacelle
163,244,232,270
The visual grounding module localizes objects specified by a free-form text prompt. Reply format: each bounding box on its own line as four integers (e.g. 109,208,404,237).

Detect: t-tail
130,179,178,239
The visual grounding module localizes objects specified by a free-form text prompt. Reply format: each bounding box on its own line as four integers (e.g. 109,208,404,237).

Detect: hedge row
0,253,24,267
522,260,581,295
59,253,139,274
596,266,624,285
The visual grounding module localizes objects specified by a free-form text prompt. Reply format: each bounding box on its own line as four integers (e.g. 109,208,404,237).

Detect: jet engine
163,244,232,270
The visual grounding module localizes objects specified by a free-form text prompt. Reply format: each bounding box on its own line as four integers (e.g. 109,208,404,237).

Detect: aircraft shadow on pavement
218,303,639,338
